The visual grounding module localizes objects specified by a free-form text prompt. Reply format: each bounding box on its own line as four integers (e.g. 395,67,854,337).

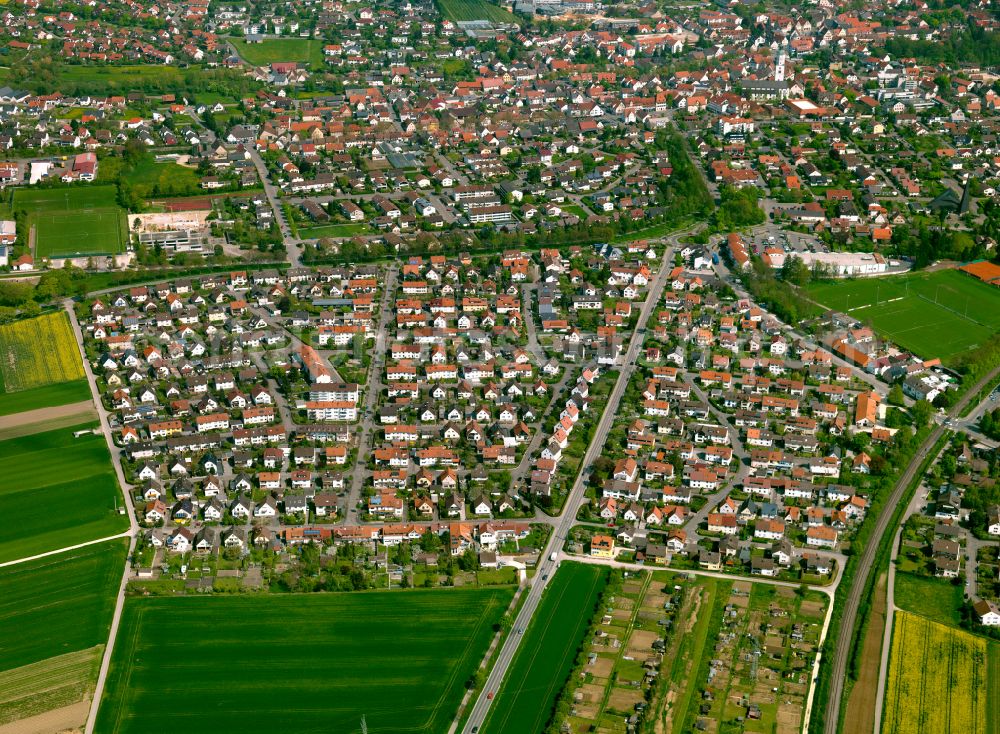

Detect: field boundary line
0,532,130,568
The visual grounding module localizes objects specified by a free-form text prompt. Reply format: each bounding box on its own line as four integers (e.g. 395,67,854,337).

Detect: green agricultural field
0,379,92,417
123,159,201,199
0,423,128,563
482,563,609,734
0,311,86,392
97,587,513,734
436,0,518,23
0,539,126,672
0,540,125,726
231,38,326,66
805,268,1000,362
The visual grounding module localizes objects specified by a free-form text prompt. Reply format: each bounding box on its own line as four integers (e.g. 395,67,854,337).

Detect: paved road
342,265,398,521
248,147,305,268
459,228,697,734
822,362,1000,734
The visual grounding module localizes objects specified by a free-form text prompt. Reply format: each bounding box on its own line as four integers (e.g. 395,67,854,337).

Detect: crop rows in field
0,312,85,392
482,562,609,734
0,540,126,672
883,611,989,734
0,647,102,726
0,425,128,562
97,587,513,734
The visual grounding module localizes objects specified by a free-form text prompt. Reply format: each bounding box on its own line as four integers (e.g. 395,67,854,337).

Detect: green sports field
0,539,126,725
231,38,326,66
482,562,609,734
806,268,1000,362
14,185,128,258
436,0,519,23
34,208,127,258
13,185,119,211
97,587,513,734
0,422,128,563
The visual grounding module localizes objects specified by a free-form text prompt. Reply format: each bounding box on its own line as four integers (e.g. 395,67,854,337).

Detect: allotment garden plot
883,610,996,734
664,581,827,734
97,588,512,734
0,422,128,562
806,269,1000,362
0,311,85,393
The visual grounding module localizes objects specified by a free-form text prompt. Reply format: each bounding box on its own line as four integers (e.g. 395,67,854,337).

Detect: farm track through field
843,573,886,734
0,401,96,440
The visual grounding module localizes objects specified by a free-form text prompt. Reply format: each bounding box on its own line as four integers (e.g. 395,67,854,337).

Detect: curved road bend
460,230,697,734
822,363,1000,734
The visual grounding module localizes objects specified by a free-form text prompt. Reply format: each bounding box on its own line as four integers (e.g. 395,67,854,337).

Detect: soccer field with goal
33,208,127,258
806,268,1000,362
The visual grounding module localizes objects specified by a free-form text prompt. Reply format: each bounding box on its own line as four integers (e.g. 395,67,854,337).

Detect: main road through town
459,228,697,734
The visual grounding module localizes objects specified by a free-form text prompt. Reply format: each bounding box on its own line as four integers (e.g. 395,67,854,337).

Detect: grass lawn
301,222,370,239
612,220,686,243
123,159,200,199
0,422,128,563
231,38,326,66
805,268,1000,362
560,203,590,219
97,587,513,734
58,64,187,88
482,562,609,734
436,0,518,23
671,578,728,734
0,539,126,672
892,571,964,627
0,311,85,392
0,378,91,417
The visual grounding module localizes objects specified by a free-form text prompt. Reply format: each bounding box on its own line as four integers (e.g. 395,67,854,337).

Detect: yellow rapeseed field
883,611,988,734
0,312,84,391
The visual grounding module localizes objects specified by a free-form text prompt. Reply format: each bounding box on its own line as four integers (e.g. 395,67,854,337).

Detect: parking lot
744,224,827,257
